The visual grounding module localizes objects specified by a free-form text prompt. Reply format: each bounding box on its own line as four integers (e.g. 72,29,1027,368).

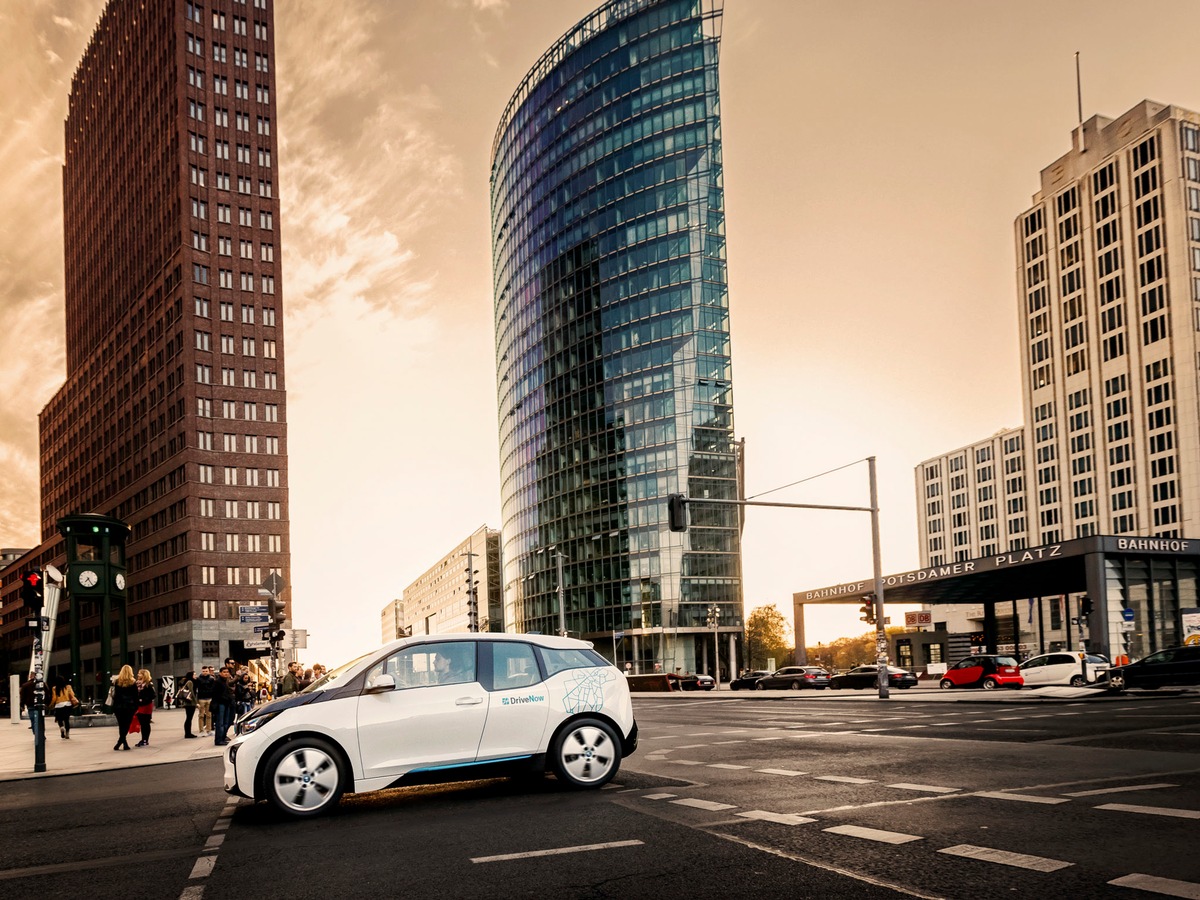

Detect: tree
807,626,908,672
745,604,792,671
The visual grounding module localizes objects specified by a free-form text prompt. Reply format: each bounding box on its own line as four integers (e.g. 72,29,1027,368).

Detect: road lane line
667,759,706,765
756,768,807,776
735,810,817,825
975,791,1068,804
824,825,922,844
938,844,1071,872
887,783,960,794
814,775,875,784
1108,873,1200,899
179,887,205,900
470,840,643,864
642,793,677,800
711,740,747,744
1063,783,1177,797
203,834,225,851
189,856,216,880
708,763,749,769
1096,803,1200,820
671,798,737,811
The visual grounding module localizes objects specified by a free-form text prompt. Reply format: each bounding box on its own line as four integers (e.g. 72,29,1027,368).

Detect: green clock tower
58,513,130,692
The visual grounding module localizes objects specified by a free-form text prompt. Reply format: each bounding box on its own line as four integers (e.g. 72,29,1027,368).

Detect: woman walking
134,668,157,747
50,676,79,739
111,665,138,751
181,670,198,738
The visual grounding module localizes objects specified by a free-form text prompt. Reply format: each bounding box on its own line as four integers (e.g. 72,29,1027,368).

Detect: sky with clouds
4,0,1200,667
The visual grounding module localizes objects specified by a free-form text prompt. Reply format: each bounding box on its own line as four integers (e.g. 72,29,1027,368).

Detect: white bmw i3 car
224,633,638,817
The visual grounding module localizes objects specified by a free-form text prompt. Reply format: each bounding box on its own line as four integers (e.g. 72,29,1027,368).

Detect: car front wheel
1106,673,1126,692
981,677,998,690
1069,675,1085,687
789,680,802,691
551,718,620,789
754,681,766,690
264,738,345,818
939,679,953,690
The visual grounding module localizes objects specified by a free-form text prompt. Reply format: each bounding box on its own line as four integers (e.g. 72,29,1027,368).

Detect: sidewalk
1,707,224,782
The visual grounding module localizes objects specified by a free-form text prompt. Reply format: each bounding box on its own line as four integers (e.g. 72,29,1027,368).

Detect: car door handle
455,697,483,706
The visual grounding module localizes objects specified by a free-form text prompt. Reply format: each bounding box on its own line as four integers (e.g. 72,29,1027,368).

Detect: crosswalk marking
824,825,922,844
671,798,736,811
814,775,875,784
708,763,749,769
886,783,960,794
736,810,817,826
938,844,1072,872
1108,873,1200,899
975,791,1068,805
756,768,807,776
642,793,676,800
1063,783,1177,797
1097,803,1200,820
471,840,643,864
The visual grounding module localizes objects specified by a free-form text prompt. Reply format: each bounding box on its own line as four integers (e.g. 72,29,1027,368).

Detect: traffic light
667,493,688,532
859,594,876,625
1079,596,1093,617
20,570,44,611
269,593,286,627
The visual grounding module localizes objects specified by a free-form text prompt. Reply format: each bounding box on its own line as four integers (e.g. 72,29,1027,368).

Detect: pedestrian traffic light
667,493,688,532
20,570,44,610
859,595,876,625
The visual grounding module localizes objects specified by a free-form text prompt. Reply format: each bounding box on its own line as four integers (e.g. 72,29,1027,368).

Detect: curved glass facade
491,0,741,674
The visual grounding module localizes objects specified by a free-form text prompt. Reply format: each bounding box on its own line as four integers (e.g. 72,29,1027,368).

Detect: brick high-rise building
3,0,291,690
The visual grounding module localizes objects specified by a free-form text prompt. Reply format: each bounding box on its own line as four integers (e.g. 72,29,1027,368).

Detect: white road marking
189,856,216,880
471,840,643,864
642,793,677,800
887,783,960,794
671,798,737,811
1063,783,1178,797
203,834,225,851
668,759,706,765
735,810,817,825
708,763,749,769
824,825,922,844
814,775,875,784
756,768,807,776
753,736,785,741
938,844,1071,872
975,792,1068,805
1109,873,1200,898
712,740,747,745
179,887,205,900
1097,803,1200,820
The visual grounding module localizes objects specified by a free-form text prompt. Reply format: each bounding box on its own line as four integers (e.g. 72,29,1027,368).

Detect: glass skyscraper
490,0,742,676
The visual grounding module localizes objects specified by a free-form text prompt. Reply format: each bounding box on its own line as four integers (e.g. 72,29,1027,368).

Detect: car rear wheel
789,680,802,691
830,681,841,690
939,679,953,690
981,677,999,690
1106,672,1127,692
550,718,620,789
1069,675,1085,687
264,738,345,818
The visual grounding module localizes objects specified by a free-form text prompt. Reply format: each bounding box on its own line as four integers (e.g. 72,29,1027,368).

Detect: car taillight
805,674,815,679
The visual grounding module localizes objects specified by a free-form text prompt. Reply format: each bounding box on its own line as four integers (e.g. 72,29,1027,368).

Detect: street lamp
537,547,568,637
460,549,479,633
706,604,721,691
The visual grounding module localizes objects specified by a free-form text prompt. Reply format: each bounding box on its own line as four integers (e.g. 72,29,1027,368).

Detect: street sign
244,639,269,649
240,614,268,624
239,604,268,616
613,631,625,639
905,611,933,627
1121,607,1135,622
261,573,285,595
253,624,272,633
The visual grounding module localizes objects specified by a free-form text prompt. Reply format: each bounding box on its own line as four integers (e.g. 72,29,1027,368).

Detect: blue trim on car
409,755,533,774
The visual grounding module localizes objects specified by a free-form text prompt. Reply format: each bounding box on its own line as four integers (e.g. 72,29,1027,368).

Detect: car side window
367,642,476,689
537,646,607,677
492,642,541,691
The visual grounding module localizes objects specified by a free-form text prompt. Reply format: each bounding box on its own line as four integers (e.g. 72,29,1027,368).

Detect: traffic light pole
672,456,891,700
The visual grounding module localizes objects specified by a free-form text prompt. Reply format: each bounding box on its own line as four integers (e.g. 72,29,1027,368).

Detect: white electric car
223,633,638,817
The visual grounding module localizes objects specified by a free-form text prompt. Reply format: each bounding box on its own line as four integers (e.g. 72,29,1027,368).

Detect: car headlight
236,711,280,736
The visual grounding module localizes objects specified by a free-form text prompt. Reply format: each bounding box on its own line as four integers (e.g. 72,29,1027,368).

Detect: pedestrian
235,672,254,718
195,665,216,736
50,675,80,740
20,675,41,743
111,665,138,751
299,668,314,691
134,668,156,747
212,666,235,746
279,661,301,696
180,670,198,738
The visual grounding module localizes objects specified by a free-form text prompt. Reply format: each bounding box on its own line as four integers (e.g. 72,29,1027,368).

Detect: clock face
115,573,126,590
78,570,98,588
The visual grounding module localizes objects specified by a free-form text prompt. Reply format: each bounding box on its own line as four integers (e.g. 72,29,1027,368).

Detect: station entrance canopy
793,535,1200,660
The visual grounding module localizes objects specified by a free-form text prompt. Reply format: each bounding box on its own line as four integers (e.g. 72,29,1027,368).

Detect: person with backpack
50,675,80,740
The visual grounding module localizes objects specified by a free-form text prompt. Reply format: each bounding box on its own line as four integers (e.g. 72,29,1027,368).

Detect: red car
939,654,1024,690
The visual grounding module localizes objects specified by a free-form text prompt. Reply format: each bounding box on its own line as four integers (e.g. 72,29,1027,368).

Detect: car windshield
301,651,373,693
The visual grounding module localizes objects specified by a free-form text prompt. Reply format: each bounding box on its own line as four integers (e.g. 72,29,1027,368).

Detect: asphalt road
1,693,1197,900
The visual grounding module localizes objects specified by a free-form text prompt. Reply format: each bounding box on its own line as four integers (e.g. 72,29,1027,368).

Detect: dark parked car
1102,645,1200,692
729,670,771,691
830,665,918,690
753,666,830,690
939,654,1023,690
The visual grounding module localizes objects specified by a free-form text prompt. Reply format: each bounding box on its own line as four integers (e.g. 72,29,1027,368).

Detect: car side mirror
364,674,396,694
